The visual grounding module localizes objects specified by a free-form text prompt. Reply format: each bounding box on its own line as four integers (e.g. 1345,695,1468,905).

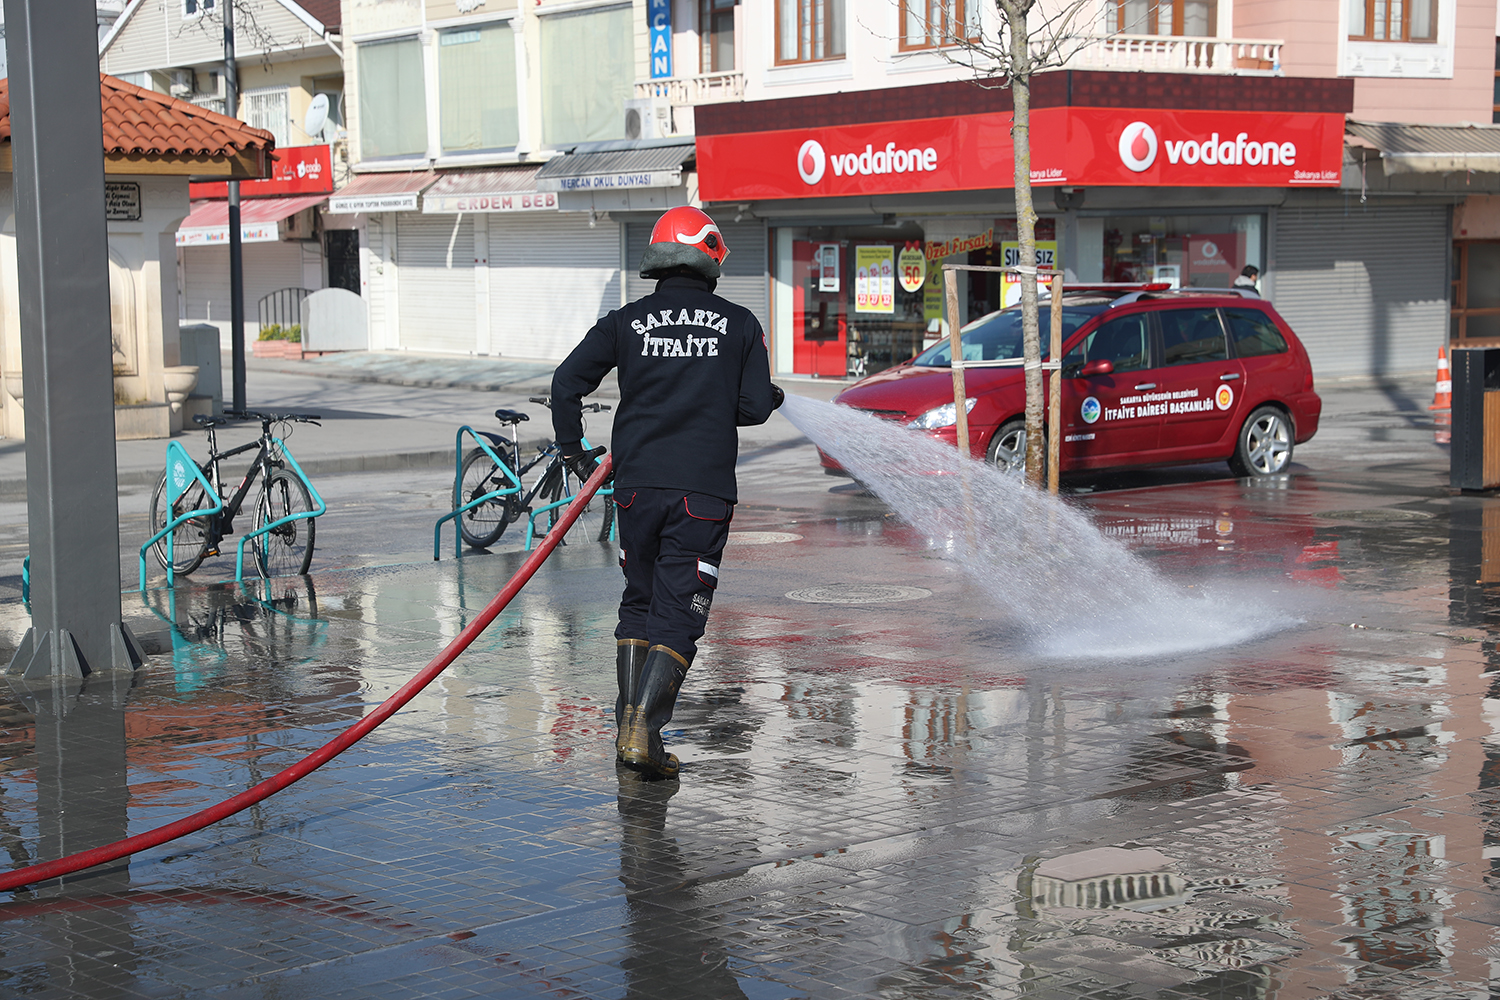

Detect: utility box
178,323,223,417
1450,346,1500,490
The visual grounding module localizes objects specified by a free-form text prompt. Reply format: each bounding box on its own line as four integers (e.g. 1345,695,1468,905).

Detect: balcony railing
1065,34,1282,75
634,71,746,107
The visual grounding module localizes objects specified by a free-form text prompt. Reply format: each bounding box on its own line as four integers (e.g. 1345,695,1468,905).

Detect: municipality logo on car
1215,385,1235,410
1081,396,1102,424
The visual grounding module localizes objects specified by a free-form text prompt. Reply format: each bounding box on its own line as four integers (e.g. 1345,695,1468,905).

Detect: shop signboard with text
696,108,1343,201
190,145,334,200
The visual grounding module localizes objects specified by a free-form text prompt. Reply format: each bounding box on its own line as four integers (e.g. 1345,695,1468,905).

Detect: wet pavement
3,370,1499,998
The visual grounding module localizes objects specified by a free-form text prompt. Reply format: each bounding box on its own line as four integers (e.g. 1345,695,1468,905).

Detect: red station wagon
823,286,1321,478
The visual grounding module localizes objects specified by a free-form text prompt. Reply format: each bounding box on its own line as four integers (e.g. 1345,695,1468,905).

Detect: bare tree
908,0,1098,486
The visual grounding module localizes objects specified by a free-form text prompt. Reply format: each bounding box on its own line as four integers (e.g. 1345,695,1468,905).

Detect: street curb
0,435,563,499
247,357,623,400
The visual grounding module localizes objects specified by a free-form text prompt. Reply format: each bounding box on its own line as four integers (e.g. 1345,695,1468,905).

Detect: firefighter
552,206,782,779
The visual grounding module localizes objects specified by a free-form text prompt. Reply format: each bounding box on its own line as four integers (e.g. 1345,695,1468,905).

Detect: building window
358,37,428,159
1348,0,1436,41
1115,0,1216,36
777,0,845,64
900,0,979,50
184,0,215,17
440,22,518,152
701,0,737,72
1452,242,1500,342
242,87,289,149
1493,39,1499,123
540,5,633,145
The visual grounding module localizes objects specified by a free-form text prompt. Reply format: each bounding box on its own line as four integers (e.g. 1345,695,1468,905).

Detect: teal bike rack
233,439,325,581
522,437,614,552
434,426,525,560
139,440,224,591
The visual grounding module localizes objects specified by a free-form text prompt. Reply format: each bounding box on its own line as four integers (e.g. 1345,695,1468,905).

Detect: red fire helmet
648,206,729,265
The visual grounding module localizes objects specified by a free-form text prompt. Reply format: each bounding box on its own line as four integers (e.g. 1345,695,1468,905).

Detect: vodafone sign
696,107,1344,202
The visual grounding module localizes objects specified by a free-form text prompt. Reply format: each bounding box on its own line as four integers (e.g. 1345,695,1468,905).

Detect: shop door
1059,311,1161,467
396,213,477,354
1153,306,1245,454
791,240,846,376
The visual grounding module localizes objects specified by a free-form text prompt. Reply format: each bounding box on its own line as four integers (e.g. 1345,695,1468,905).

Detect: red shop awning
175,194,328,247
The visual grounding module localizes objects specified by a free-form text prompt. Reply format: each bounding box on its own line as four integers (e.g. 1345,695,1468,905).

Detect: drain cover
1313,508,1434,522
730,531,803,545
786,584,931,604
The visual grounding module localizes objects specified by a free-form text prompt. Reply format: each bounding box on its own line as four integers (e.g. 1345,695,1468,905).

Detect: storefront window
776,217,1060,378
1078,214,1262,288
440,22,519,152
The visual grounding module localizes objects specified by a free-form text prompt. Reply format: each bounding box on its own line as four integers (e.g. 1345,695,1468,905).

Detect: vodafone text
829,143,939,178
1163,131,1296,167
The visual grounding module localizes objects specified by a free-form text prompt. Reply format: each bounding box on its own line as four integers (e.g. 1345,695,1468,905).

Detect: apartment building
634,0,1499,381
100,0,345,347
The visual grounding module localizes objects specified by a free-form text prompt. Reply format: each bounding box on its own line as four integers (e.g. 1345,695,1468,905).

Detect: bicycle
148,410,324,579
453,396,613,550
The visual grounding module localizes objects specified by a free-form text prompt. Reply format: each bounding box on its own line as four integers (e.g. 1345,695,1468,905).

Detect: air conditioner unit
169,70,193,98
623,97,674,141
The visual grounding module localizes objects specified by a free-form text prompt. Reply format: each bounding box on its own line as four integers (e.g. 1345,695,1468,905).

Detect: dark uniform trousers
613,487,732,662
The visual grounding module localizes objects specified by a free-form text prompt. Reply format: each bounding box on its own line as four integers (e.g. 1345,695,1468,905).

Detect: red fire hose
0,457,615,894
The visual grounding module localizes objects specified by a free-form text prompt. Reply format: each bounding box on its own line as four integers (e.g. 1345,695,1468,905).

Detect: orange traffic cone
1430,346,1451,410
1432,346,1452,444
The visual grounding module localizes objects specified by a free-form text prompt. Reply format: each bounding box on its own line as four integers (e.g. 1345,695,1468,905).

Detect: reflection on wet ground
3,460,1500,998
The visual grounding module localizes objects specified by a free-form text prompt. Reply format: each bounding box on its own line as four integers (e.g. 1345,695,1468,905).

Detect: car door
1060,310,1161,468
1152,306,1247,456
1221,304,1297,404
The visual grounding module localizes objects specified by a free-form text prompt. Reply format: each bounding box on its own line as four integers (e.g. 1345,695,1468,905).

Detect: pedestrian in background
552,206,783,779
1234,264,1261,296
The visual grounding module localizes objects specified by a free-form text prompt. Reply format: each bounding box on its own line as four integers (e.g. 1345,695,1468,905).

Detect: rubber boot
619,644,689,779
615,639,649,761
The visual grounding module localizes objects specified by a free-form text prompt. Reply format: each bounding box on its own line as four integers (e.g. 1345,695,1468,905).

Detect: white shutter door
1273,203,1448,379
397,213,478,354
488,215,621,360
180,243,304,330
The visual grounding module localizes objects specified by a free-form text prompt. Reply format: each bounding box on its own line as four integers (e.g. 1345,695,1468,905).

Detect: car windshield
911,305,1105,367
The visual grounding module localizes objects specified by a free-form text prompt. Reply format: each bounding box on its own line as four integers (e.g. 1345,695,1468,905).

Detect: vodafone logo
1118,122,1157,172
797,139,826,185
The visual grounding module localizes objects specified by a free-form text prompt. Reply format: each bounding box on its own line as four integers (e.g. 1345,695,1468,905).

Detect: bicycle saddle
493,409,529,425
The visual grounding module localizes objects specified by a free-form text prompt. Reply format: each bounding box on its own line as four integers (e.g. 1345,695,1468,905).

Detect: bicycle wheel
455,447,517,548
544,462,612,546
252,469,316,577
148,470,214,575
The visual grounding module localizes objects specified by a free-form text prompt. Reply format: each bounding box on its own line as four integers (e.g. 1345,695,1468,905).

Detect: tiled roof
291,0,340,31
0,74,275,158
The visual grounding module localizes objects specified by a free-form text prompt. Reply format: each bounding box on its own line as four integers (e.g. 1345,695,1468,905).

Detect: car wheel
986,418,1039,476
1230,405,1293,477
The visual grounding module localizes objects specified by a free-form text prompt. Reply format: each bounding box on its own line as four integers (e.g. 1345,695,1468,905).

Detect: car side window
1159,308,1229,366
1222,307,1289,357
1062,314,1150,376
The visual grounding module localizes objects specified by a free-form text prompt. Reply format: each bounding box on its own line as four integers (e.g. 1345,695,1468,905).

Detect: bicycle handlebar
525,396,611,414
199,410,322,427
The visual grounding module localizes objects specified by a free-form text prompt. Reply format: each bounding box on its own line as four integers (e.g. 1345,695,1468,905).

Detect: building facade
100,0,345,350
628,0,1500,382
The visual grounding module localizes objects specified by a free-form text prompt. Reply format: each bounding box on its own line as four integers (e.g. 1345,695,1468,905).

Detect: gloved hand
563,446,607,485
771,383,786,409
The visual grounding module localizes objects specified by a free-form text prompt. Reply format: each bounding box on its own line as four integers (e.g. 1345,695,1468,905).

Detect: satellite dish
303,94,329,140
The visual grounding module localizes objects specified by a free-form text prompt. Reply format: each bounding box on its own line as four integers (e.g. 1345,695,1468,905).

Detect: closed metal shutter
1273,202,1448,379
488,214,621,360
624,219,769,332
397,213,477,354
180,243,305,335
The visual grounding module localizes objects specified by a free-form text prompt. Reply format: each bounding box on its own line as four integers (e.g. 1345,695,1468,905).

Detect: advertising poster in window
1186,234,1242,284
1000,241,1057,307
855,245,895,314
818,243,840,292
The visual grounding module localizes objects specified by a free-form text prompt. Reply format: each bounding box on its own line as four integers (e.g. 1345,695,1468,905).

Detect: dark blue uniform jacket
551,275,776,504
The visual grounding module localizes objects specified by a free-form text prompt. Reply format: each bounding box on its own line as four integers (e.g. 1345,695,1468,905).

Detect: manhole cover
730,531,803,545
785,584,931,604
1313,508,1434,522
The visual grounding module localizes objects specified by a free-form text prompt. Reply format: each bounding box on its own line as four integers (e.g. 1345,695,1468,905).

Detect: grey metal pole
225,0,246,413
3,0,142,677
